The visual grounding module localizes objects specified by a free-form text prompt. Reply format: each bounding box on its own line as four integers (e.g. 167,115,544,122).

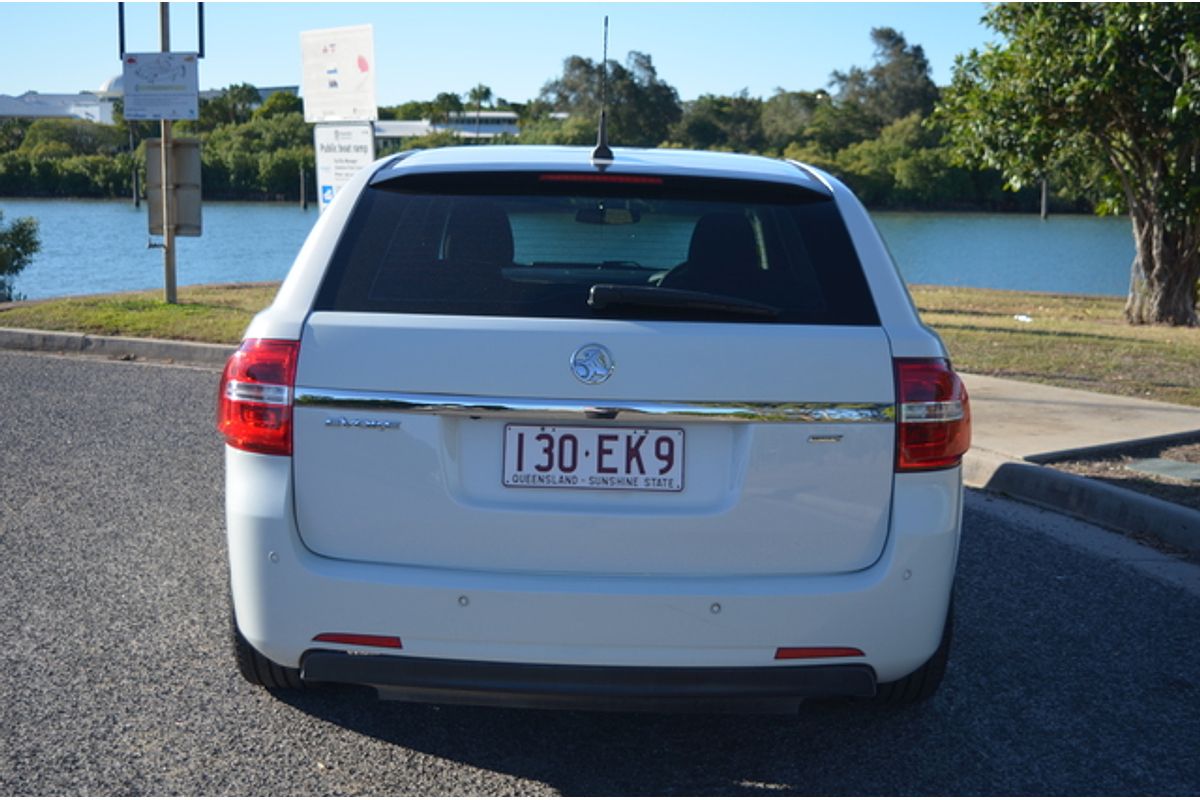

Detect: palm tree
468,84,493,138
429,92,464,130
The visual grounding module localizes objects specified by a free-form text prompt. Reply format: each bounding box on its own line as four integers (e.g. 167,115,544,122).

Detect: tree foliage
195,83,262,131
200,110,313,199
935,3,1200,325
0,211,40,302
19,119,126,158
787,28,940,157
669,91,765,152
253,91,304,120
760,90,822,151
379,100,433,121
832,27,940,129
517,114,596,146
468,83,494,136
537,51,681,146
428,92,465,124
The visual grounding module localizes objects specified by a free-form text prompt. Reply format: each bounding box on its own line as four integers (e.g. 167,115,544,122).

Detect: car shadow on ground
271,685,938,795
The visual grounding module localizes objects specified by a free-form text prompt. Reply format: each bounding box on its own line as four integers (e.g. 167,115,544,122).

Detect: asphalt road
1,350,1198,795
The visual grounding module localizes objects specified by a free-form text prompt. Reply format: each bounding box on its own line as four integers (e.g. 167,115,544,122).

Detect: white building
0,91,115,123
376,110,522,141
375,111,572,142
0,77,299,123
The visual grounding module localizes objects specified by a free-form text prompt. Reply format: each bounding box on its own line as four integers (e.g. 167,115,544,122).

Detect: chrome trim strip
294,387,896,425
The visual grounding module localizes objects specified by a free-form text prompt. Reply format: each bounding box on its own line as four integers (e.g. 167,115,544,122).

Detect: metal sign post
160,4,175,303
118,2,203,305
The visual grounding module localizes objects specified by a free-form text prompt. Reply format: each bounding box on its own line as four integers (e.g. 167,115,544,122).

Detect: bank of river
0,198,1135,300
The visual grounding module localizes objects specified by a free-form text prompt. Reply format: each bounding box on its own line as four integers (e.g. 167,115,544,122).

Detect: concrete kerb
1025,429,1200,465
963,447,1200,557
0,327,234,367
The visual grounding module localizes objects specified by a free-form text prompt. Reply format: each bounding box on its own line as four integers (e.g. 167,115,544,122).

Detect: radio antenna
591,15,614,163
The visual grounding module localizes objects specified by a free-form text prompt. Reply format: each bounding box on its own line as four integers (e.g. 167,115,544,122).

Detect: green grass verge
0,284,279,345
911,285,1200,407
2,282,1198,407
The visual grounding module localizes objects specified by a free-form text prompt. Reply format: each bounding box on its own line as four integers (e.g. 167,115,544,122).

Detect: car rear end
220,146,968,710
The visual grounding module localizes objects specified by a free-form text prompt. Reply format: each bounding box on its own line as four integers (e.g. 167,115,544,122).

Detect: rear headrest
443,200,514,263
687,212,758,267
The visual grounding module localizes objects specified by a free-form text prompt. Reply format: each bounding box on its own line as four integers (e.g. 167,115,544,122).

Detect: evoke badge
324,417,400,430
570,343,615,384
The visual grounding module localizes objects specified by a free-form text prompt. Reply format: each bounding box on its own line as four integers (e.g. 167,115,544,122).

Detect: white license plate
503,425,685,492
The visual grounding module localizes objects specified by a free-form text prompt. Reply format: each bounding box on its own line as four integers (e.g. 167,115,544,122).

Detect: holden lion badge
570,343,615,385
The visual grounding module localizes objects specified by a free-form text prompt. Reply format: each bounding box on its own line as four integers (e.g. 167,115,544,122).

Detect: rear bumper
227,448,962,687
301,651,876,710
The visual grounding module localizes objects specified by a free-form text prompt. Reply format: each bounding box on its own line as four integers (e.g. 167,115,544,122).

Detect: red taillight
217,339,299,456
895,358,971,472
313,633,403,649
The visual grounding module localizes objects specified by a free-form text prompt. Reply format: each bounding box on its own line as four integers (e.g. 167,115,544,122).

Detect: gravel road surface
1,350,1197,795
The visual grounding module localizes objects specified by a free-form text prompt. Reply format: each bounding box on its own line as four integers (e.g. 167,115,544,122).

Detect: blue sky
3,2,995,104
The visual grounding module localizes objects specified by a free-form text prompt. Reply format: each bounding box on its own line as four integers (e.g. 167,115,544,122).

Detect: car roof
370,145,832,196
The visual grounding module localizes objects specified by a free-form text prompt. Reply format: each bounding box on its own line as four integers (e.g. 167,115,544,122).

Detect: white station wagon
219,145,970,710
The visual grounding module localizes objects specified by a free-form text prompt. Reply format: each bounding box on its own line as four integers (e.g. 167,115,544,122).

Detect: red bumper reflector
313,633,403,649
774,647,865,660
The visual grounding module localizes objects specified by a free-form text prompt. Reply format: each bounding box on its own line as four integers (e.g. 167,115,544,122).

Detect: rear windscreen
314,171,879,325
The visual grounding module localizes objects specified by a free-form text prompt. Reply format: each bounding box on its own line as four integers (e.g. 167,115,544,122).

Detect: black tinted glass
315,172,879,325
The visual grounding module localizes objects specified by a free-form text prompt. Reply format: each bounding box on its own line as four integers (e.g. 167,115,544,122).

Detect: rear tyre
871,604,952,706
231,615,305,690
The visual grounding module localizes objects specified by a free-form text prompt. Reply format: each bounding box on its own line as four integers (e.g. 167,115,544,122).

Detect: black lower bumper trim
300,650,877,711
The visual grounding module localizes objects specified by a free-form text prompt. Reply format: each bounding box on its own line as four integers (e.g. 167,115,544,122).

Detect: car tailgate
290,312,896,577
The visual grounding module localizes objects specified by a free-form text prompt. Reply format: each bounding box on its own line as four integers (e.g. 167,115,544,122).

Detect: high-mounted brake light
217,339,300,456
895,358,971,472
538,173,663,185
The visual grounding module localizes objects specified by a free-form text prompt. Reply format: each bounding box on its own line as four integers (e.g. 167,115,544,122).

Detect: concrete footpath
963,373,1200,555
1,326,1198,555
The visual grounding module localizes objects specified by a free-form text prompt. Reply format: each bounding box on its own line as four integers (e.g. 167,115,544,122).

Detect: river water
0,198,1135,301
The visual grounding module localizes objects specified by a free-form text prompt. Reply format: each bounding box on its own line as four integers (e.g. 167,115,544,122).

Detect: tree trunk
1123,207,1200,326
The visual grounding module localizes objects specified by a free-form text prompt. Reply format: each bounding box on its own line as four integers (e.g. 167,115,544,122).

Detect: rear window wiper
587,284,781,320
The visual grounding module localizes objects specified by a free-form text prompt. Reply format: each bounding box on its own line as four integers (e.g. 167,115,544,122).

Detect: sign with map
122,52,200,121
300,25,378,122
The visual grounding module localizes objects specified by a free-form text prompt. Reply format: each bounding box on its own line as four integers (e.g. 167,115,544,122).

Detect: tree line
0,27,1059,211
392,29,1069,213
0,88,312,201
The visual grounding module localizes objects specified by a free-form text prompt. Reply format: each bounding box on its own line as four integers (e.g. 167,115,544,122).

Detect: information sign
122,52,200,121
146,138,202,236
300,25,378,122
314,123,376,212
